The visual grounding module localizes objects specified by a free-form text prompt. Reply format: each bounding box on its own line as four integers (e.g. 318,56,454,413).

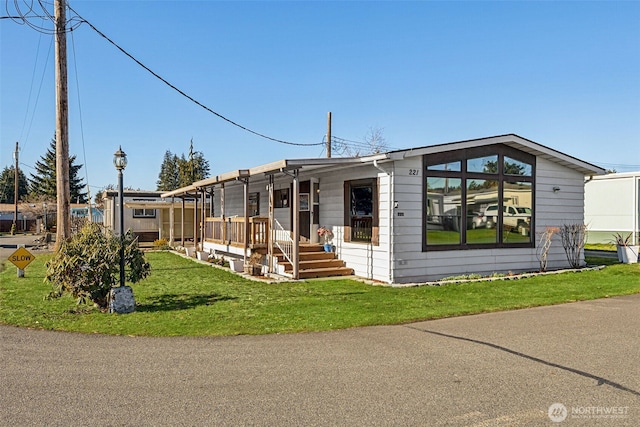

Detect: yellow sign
8,247,35,270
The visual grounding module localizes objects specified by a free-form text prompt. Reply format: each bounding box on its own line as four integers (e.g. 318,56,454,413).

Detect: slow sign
8,246,35,270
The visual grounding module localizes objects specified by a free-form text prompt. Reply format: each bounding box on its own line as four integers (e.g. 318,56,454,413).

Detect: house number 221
408,169,420,176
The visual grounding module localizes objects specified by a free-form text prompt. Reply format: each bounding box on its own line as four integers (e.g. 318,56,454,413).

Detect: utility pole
13,142,19,233
54,0,71,249
326,112,332,158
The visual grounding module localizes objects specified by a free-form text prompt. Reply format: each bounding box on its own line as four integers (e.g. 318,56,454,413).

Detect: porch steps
272,244,353,279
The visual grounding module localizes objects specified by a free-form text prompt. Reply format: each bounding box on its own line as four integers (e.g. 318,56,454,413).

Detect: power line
65,4,323,148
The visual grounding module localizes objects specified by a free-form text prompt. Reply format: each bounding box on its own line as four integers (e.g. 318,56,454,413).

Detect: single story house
584,171,640,245
0,203,39,233
162,134,605,283
102,190,200,243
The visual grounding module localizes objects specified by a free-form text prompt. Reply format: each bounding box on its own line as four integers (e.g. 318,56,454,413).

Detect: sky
1,0,639,197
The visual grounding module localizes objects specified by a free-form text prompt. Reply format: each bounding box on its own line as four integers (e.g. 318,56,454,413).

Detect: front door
299,180,311,241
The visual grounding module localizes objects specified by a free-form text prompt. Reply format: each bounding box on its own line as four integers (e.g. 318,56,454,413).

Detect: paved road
2,295,639,426
0,234,52,264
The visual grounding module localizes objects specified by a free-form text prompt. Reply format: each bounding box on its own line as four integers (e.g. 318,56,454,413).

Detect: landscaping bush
46,222,150,308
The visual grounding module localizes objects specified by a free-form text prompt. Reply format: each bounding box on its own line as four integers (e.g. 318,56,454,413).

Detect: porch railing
273,218,293,265
204,216,269,248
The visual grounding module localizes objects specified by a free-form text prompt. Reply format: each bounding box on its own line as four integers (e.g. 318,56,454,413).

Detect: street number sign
8,247,35,270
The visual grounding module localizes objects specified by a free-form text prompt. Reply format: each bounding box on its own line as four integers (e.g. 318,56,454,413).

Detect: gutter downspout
373,159,394,284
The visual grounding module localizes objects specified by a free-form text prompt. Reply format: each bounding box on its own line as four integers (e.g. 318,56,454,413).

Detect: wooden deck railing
204,217,269,248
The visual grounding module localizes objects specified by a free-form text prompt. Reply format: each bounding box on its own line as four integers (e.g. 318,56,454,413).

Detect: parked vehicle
483,204,531,233
468,211,486,229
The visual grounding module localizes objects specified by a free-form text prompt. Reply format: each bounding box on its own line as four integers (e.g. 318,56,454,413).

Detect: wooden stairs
272,244,353,279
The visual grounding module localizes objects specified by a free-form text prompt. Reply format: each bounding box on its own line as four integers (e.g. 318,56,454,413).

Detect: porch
201,215,352,279
204,216,269,249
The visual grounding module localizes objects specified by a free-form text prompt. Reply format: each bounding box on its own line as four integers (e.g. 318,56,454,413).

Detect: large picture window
423,145,534,250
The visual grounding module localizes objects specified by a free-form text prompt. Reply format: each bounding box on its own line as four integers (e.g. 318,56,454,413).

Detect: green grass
585,243,617,252
1,252,638,337
427,228,531,245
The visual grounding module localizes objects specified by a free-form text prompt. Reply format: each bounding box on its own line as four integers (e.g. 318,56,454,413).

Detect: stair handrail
273,218,294,266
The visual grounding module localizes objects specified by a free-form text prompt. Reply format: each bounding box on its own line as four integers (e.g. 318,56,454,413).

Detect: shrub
153,238,170,250
46,223,151,308
559,223,587,269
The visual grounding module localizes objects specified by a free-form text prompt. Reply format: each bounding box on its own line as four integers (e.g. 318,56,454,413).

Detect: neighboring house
584,171,640,245
162,134,604,283
0,202,103,233
0,203,38,233
71,203,104,224
102,190,200,243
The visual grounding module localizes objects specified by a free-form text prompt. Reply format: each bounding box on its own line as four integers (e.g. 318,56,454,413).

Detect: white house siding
585,173,640,244
211,178,292,230
389,156,587,283
535,157,588,270
313,164,391,282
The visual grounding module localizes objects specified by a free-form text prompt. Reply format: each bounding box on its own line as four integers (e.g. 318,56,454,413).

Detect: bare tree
339,127,389,157
537,226,559,272
559,224,588,268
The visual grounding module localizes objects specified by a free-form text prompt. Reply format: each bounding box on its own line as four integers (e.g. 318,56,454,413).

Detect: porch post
193,192,199,252
292,170,300,280
169,197,175,246
243,178,249,265
200,187,206,251
268,174,274,274
221,183,225,242
181,197,185,247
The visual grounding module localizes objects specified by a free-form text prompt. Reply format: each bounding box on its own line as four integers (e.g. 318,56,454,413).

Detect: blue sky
2,1,639,195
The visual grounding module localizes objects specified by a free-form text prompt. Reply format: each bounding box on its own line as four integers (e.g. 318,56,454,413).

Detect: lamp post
43,202,47,232
113,146,127,288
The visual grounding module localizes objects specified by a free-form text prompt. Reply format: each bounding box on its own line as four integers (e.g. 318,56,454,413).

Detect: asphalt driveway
1,295,639,426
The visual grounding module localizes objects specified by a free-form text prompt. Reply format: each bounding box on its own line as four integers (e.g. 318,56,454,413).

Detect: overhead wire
70,27,91,204
20,31,53,156
65,3,323,148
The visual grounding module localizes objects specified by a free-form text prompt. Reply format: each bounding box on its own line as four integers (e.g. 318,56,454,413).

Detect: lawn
1,251,638,337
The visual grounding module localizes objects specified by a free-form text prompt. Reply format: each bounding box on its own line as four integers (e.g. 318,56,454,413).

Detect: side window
249,192,260,216
133,208,155,218
274,189,289,208
344,179,379,245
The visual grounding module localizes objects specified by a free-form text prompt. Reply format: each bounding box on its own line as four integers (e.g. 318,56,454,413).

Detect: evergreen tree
156,150,181,191
29,137,88,203
155,140,210,190
0,166,29,203
177,150,210,187
177,153,191,188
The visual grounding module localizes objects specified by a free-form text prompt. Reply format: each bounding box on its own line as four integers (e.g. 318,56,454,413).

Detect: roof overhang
161,156,389,198
124,200,196,209
390,134,606,176
161,134,605,198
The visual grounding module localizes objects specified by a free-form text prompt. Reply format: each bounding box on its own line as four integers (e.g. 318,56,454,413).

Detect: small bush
153,238,170,250
46,223,151,308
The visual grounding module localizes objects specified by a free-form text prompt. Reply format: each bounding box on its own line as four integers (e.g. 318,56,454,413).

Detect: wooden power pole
54,0,71,249
326,111,332,158
13,142,19,232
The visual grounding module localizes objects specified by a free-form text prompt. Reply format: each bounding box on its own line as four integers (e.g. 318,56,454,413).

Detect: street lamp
113,146,127,288
43,202,47,232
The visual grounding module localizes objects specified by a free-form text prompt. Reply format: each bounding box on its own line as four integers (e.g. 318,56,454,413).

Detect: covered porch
161,158,369,279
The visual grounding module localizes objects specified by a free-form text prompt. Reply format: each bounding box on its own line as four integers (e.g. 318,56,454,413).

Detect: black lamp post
43,202,47,232
113,146,127,288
